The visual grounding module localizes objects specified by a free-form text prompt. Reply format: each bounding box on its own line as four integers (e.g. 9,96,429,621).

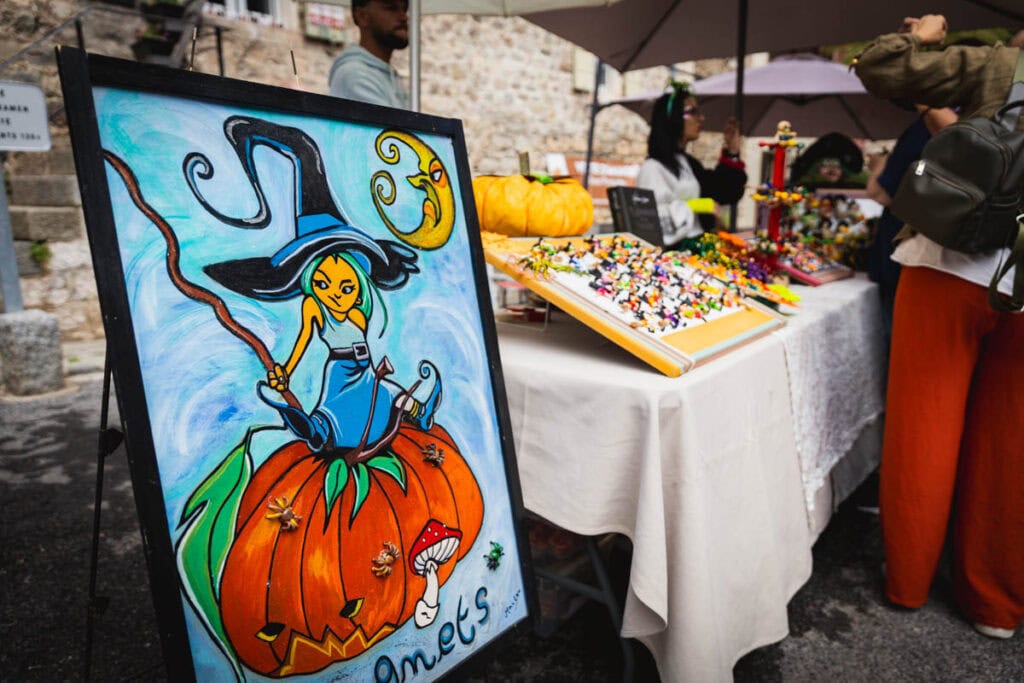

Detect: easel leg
82,350,124,683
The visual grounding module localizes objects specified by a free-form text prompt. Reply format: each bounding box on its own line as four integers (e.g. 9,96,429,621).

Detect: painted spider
371,541,401,578
265,495,302,531
422,442,445,466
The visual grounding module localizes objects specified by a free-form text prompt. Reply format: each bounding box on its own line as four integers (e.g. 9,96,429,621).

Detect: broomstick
103,150,304,411
104,150,414,466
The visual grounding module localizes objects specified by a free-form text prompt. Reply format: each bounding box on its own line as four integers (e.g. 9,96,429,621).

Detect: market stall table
781,276,886,537
496,274,886,682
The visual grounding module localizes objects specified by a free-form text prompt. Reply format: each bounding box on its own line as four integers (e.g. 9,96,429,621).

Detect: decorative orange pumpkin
218,423,484,677
473,173,594,237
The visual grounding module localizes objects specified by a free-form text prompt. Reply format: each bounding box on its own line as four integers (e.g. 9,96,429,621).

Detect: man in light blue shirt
328,0,411,109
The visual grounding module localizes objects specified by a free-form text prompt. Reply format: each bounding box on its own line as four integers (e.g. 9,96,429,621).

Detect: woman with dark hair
635,83,747,247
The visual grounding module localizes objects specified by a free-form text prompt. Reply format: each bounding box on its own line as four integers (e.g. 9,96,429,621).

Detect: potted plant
140,0,188,19
131,22,179,59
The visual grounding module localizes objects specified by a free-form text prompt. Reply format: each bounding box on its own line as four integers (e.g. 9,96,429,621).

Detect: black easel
82,349,124,682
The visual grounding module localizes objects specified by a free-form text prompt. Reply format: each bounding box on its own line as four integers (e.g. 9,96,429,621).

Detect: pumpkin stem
518,151,554,183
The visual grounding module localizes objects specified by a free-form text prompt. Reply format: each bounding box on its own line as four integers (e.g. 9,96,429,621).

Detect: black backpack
889,51,1024,312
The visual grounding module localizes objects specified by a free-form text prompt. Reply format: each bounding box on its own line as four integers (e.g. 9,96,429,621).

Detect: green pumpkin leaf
175,428,256,682
528,171,554,184
366,451,406,492
323,458,350,520
350,463,372,525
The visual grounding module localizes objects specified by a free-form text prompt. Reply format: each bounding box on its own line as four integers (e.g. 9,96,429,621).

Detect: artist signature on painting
373,586,491,682
503,589,521,620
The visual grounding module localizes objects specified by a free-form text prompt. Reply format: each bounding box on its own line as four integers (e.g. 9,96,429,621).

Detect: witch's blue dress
259,303,404,451
311,306,404,449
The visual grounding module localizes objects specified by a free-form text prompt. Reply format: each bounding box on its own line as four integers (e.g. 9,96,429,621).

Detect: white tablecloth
496,275,885,682
777,276,887,520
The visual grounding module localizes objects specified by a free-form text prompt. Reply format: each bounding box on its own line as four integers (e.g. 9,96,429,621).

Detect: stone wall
2,1,143,339
186,11,683,175
0,0,736,341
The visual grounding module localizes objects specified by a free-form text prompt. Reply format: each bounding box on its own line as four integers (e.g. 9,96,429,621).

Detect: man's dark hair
352,0,409,7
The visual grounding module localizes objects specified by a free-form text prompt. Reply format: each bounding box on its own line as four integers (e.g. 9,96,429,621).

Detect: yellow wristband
686,197,716,214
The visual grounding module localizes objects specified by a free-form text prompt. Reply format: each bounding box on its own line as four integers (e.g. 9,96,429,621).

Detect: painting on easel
58,48,531,681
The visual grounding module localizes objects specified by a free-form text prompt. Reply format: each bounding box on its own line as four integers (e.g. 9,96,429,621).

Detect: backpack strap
988,214,1024,312
996,48,1024,130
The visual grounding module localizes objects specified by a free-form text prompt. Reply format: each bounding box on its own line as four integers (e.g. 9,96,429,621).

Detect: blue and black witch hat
187,115,417,299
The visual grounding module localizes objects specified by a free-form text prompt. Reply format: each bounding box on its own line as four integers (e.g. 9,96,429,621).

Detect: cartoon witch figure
103,117,484,679
193,117,442,457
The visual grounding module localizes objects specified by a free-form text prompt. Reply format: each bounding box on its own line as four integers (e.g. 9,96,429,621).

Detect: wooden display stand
482,232,785,378
756,124,853,286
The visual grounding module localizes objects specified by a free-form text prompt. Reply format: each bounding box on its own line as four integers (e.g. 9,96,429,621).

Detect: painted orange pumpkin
218,423,484,677
472,174,594,237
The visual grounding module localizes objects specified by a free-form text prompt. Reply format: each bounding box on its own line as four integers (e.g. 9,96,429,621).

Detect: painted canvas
59,50,530,682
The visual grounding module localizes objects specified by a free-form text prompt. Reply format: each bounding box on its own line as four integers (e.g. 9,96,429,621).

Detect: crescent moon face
372,130,456,251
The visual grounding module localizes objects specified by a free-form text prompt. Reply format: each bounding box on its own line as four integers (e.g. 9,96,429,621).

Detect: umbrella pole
583,58,603,191
728,0,748,232
734,0,747,126
410,0,421,111
834,95,872,139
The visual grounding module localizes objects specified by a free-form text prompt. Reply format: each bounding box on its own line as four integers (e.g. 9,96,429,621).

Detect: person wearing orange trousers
855,14,1024,638
882,267,1024,634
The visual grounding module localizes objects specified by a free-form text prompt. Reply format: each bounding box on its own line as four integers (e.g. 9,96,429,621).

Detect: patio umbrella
327,0,622,110
529,0,1021,215
606,54,919,139
525,0,1023,73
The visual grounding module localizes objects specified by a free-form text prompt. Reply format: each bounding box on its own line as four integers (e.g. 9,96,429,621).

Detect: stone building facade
1,0,737,341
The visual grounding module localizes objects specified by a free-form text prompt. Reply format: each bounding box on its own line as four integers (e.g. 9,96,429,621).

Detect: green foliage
325,451,406,526
367,451,407,492
956,28,1015,46
175,432,254,680
350,463,371,525
139,21,169,40
323,458,349,520
824,27,1014,65
29,241,51,266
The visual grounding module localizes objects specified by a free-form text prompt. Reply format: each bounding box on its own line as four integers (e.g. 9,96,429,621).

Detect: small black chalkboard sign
607,185,664,247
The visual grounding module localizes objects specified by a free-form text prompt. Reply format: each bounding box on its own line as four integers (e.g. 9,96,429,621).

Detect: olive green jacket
854,33,1023,130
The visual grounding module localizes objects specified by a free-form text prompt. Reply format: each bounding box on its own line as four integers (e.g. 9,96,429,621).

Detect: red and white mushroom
409,519,462,628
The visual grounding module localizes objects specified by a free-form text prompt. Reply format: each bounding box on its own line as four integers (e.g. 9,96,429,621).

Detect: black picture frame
57,46,535,681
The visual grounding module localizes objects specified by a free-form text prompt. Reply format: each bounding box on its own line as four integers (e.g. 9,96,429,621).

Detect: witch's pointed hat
186,116,417,300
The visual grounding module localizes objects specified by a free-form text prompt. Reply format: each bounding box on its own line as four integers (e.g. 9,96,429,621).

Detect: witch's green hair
300,253,388,336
